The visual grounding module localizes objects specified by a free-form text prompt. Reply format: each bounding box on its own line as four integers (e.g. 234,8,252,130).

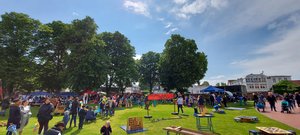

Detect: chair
249,130,260,135
288,130,296,135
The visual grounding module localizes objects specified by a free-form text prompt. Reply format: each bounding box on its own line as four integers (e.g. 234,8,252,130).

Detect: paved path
259,100,300,130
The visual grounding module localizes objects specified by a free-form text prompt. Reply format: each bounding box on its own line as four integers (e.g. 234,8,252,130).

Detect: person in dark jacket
267,92,277,111
6,99,21,135
85,107,96,122
44,122,65,135
100,121,112,135
78,105,87,129
295,92,300,107
37,98,54,135
69,97,79,128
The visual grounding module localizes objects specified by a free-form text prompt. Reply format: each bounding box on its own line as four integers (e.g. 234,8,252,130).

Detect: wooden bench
163,126,213,135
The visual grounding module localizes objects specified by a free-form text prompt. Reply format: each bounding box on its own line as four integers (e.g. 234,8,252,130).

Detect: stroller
281,100,291,113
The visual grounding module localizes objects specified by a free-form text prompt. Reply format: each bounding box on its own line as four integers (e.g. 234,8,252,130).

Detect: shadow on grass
70,129,82,135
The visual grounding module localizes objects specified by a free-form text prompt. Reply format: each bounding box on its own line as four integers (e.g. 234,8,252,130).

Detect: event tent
29,91,51,96
58,92,78,97
200,86,225,93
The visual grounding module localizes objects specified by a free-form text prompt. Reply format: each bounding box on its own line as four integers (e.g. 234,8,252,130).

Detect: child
63,110,70,129
7,124,17,135
100,121,112,135
78,106,87,129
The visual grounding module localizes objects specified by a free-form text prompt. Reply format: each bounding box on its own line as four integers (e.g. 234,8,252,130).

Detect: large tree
139,51,160,93
31,21,69,92
65,17,108,92
159,34,208,92
100,31,137,94
0,12,41,95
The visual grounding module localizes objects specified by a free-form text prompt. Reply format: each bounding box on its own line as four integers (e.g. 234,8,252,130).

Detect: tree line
0,12,208,96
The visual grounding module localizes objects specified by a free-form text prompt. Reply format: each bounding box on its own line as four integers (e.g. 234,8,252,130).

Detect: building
228,72,292,93
245,73,269,92
228,78,244,86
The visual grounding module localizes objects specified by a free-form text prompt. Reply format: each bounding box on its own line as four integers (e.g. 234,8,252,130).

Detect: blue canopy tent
58,92,78,97
200,86,225,93
29,91,51,96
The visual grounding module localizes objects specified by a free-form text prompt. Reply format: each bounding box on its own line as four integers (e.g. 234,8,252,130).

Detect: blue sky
1,0,300,85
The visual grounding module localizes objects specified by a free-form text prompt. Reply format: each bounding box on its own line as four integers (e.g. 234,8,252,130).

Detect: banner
148,93,175,101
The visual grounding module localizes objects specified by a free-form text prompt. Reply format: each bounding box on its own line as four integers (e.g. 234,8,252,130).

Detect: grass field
0,102,299,135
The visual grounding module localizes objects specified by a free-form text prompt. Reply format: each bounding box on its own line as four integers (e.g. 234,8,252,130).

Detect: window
284,78,287,80
273,78,276,83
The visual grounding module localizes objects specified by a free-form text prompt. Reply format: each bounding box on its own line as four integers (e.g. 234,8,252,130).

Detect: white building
228,72,291,93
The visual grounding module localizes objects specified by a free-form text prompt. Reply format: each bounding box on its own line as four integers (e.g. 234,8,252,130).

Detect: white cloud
133,54,142,60
210,75,225,79
123,0,150,17
236,24,300,79
173,0,228,19
165,22,172,28
165,27,178,35
72,12,79,16
210,0,227,9
173,0,187,5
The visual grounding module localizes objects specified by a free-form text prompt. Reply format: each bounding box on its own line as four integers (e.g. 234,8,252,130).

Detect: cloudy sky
1,0,300,85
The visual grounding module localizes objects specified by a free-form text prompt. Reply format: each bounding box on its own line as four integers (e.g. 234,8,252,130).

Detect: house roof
290,80,300,86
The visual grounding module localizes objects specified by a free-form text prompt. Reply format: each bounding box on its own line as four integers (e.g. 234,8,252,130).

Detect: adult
209,94,215,106
177,95,184,114
253,93,258,107
69,97,79,128
222,95,228,107
100,121,112,135
44,122,65,135
19,100,32,135
1,97,10,112
267,92,277,112
83,93,88,104
37,97,54,135
197,95,205,113
257,94,265,112
295,92,300,108
6,99,21,135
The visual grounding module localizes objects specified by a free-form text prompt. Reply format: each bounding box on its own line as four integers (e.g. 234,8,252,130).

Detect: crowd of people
253,92,300,113
1,91,300,135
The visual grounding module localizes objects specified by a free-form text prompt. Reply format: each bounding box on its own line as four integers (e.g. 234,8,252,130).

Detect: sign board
127,117,143,131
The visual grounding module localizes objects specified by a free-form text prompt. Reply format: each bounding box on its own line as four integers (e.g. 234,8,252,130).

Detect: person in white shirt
19,100,32,135
177,96,184,113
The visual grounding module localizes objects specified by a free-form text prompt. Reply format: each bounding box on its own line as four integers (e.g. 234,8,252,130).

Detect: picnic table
256,127,292,135
163,126,212,135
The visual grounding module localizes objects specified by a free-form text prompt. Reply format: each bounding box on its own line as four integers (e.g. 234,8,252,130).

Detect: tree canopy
0,12,209,96
159,34,208,92
139,51,160,93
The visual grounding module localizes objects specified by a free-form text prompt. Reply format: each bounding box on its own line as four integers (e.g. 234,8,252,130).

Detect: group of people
253,92,300,113
5,95,113,135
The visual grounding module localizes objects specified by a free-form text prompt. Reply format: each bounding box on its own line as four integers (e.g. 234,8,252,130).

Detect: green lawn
1,103,299,135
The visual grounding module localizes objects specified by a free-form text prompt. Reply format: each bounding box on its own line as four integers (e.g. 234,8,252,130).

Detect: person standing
295,92,300,108
177,95,184,114
69,97,79,128
19,100,32,135
78,106,87,129
209,94,215,106
37,98,54,135
222,95,228,107
100,121,112,135
253,93,258,107
267,92,277,112
197,95,205,113
6,99,21,135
